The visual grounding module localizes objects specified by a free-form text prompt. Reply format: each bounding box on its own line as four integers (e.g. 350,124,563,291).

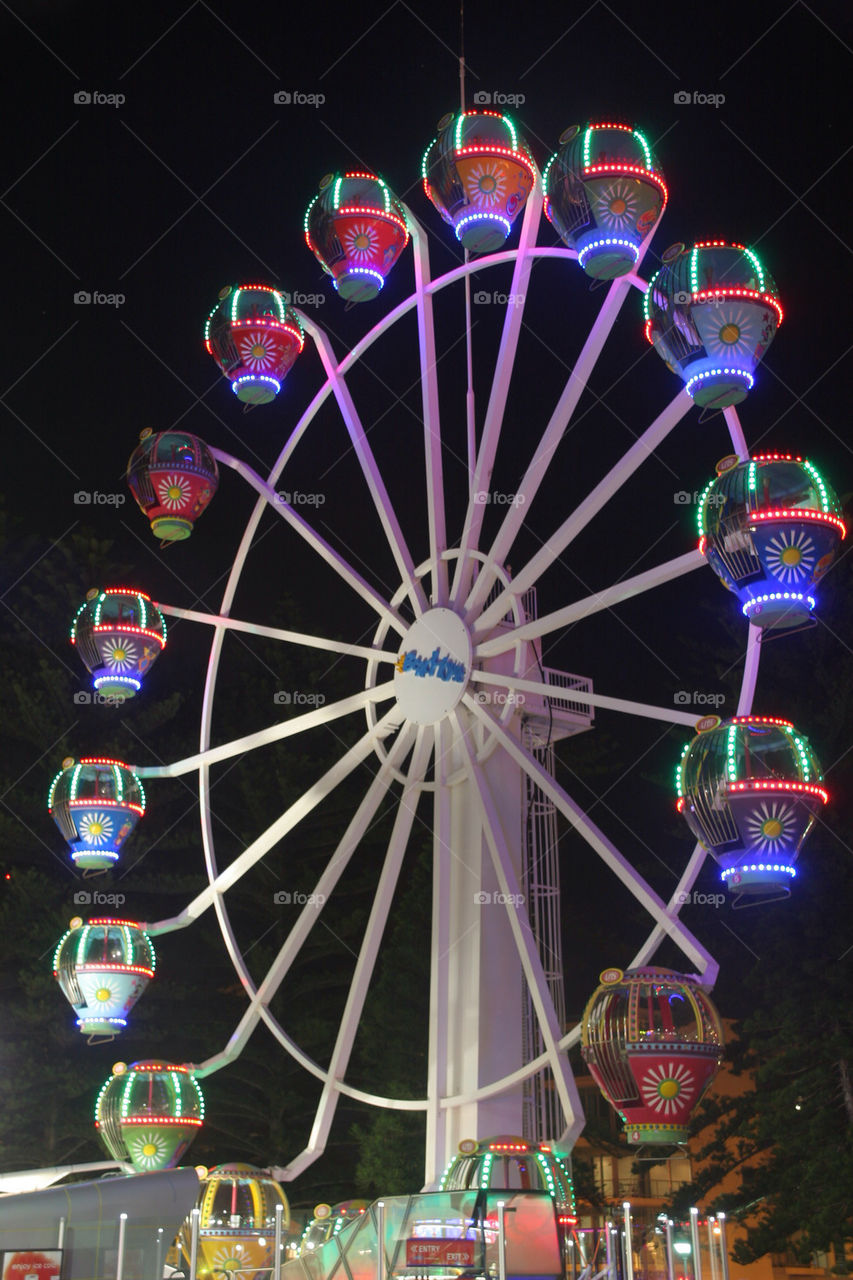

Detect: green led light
748,460,757,493
643,271,660,324
802,459,831,513
689,246,700,296
697,478,716,535
632,129,653,169
741,246,765,292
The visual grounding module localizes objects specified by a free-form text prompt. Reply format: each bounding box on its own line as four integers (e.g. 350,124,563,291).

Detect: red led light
65,799,145,816
731,715,793,727
102,588,152,600
90,625,166,645
98,1116,203,1127
676,797,685,812
79,757,130,768
691,288,783,325
582,163,668,203
726,779,828,803
70,964,154,978
753,453,801,463
749,508,846,537
698,535,707,555
88,918,145,928
588,122,633,133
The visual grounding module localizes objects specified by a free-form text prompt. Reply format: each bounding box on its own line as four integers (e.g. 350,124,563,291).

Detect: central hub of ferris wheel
393,608,473,725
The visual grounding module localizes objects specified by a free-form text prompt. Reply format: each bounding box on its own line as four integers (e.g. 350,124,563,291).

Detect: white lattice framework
128,166,762,1186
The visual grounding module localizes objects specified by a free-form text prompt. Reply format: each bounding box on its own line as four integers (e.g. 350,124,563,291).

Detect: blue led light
577,236,639,268
685,368,755,399
742,592,815,616
93,675,142,692
231,374,281,397
721,864,796,879
455,211,512,241
334,266,385,292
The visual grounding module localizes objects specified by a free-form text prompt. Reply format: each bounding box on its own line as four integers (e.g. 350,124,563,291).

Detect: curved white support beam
451,173,543,605
461,692,718,979
471,670,699,727
144,701,402,934
195,722,418,1078
736,623,762,716
210,447,407,635
450,709,585,1148
473,389,694,636
133,682,395,778
300,316,428,618
157,602,398,664
464,274,634,619
475,549,705,658
404,207,448,605
281,728,433,1180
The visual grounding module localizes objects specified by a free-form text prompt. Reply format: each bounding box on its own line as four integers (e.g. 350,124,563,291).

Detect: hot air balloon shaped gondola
644,241,782,408
677,715,827,903
438,1136,577,1239
422,110,536,254
53,917,155,1040
543,122,667,279
305,171,409,302
95,1060,205,1172
581,967,724,1145
71,588,167,699
697,453,846,629
178,1163,290,1280
48,757,145,872
204,284,304,404
127,429,219,543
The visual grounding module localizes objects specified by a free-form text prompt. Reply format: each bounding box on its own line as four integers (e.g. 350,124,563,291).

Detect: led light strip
685,367,755,399
742,592,815,616
749,508,845,536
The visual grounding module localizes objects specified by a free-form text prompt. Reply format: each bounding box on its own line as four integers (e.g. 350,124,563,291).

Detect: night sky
2,0,853,1173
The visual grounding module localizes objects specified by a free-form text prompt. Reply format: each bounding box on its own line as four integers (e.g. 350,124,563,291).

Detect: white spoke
723,404,750,460
472,390,693,636
450,709,585,1144
193,722,418,1075
475,549,705,658
134,682,396,778
301,317,429,618
464,274,634,617
144,701,402,933
461,692,717,977
283,727,433,1179
157,603,398,663
450,177,543,604
737,623,762,715
471,670,699,727
211,447,407,634
426,719,451,1183
406,209,448,604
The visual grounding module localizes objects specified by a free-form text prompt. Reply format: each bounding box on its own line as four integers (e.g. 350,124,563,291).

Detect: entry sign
406,1239,476,1267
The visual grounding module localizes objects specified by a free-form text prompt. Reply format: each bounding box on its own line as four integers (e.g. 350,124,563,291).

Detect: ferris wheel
58,112,840,1188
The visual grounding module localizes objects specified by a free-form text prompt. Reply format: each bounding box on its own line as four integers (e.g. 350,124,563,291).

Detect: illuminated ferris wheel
54,112,844,1185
